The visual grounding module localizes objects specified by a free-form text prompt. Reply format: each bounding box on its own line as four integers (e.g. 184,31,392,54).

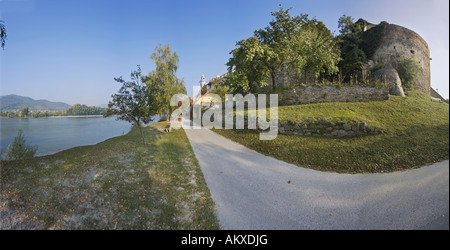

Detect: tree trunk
271,72,276,91
137,119,146,145
304,68,308,85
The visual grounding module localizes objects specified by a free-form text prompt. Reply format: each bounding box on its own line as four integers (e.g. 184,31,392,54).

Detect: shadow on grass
212,123,449,173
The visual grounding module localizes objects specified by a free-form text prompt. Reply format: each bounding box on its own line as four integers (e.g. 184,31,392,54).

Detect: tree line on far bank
0,104,108,118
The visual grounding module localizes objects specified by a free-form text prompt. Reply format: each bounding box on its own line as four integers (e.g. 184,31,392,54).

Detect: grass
0,121,219,229
213,91,449,173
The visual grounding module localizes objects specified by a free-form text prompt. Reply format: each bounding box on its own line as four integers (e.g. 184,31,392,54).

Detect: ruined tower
370,23,431,94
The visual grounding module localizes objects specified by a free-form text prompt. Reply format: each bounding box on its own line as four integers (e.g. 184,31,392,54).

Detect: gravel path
183,122,449,230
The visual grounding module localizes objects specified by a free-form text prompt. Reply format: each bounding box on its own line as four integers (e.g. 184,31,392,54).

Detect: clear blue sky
0,0,448,105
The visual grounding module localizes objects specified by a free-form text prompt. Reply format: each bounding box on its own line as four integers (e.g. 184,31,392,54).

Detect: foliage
299,19,341,81
370,58,388,73
360,21,388,59
66,104,107,115
0,110,66,118
105,66,158,145
21,107,29,117
340,46,367,78
337,15,354,36
226,36,269,93
144,44,186,118
337,16,368,81
395,57,418,90
209,76,231,101
226,6,340,93
4,130,38,161
0,20,6,49
337,16,387,82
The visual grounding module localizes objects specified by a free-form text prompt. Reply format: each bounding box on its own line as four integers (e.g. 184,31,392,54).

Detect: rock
343,124,352,131
371,66,405,97
338,130,347,137
359,122,366,131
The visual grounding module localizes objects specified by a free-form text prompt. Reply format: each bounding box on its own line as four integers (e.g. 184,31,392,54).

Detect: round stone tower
371,24,431,94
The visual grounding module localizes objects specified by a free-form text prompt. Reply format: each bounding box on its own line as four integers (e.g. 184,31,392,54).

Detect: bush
395,57,418,90
4,130,38,161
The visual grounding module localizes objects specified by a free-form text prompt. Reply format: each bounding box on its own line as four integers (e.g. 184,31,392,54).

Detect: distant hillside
0,95,71,112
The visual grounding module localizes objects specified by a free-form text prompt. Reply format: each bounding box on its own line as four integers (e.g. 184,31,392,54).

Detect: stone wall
277,119,381,137
234,116,382,138
274,85,389,106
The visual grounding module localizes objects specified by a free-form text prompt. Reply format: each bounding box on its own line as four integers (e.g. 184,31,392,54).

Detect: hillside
213,91,449,173
0,94,71,112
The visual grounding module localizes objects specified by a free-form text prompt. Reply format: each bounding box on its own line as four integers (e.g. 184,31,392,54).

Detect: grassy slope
213,91,449,173
0,122,219,229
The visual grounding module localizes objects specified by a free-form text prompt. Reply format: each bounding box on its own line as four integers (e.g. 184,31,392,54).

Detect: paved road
183,121,449,230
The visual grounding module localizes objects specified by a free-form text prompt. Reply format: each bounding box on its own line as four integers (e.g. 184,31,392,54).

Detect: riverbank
0,115,106,119
1,116,132,157
0,122,219,229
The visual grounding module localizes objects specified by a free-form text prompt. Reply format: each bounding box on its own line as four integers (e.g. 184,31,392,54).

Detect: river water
0,116,142,156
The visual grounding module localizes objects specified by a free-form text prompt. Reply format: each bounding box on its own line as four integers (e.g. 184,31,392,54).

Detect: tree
395,57,418,90
297,19,341,84
226,6,340,91
226,36,269,93
144,44,186,118
0,20,6,49
226,6,306,92
210,76,231,101
253,6,308,90
4,130,38,161
337,15,354,36
66,104,106,115
105,66,157,145
21,107,29,118
336,16,369,81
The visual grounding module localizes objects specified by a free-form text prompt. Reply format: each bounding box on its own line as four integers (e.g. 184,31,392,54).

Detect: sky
0,0,448,106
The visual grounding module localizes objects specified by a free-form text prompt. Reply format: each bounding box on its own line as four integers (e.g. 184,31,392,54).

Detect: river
0,116,156,157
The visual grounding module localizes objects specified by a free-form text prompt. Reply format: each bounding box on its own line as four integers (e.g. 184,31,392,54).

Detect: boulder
371,66,405,97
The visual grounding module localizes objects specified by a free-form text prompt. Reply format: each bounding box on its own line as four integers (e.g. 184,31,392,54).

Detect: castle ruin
369,23,431,95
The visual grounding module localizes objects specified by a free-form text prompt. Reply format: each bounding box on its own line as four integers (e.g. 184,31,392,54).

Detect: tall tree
336,16,371,81
0,20,6,49
253,6,308,90
144,44,186,118
296,19,341,84
105,66,157,145
226,36,269,93
226,6,340,92
227,6,306,92
21,107,29,118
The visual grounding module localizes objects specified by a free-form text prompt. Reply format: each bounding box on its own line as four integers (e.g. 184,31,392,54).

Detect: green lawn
0,122,219,229
213,91,449,173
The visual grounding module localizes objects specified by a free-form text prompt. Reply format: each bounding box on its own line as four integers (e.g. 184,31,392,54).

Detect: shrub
4,130,38,161
395,57,418,90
